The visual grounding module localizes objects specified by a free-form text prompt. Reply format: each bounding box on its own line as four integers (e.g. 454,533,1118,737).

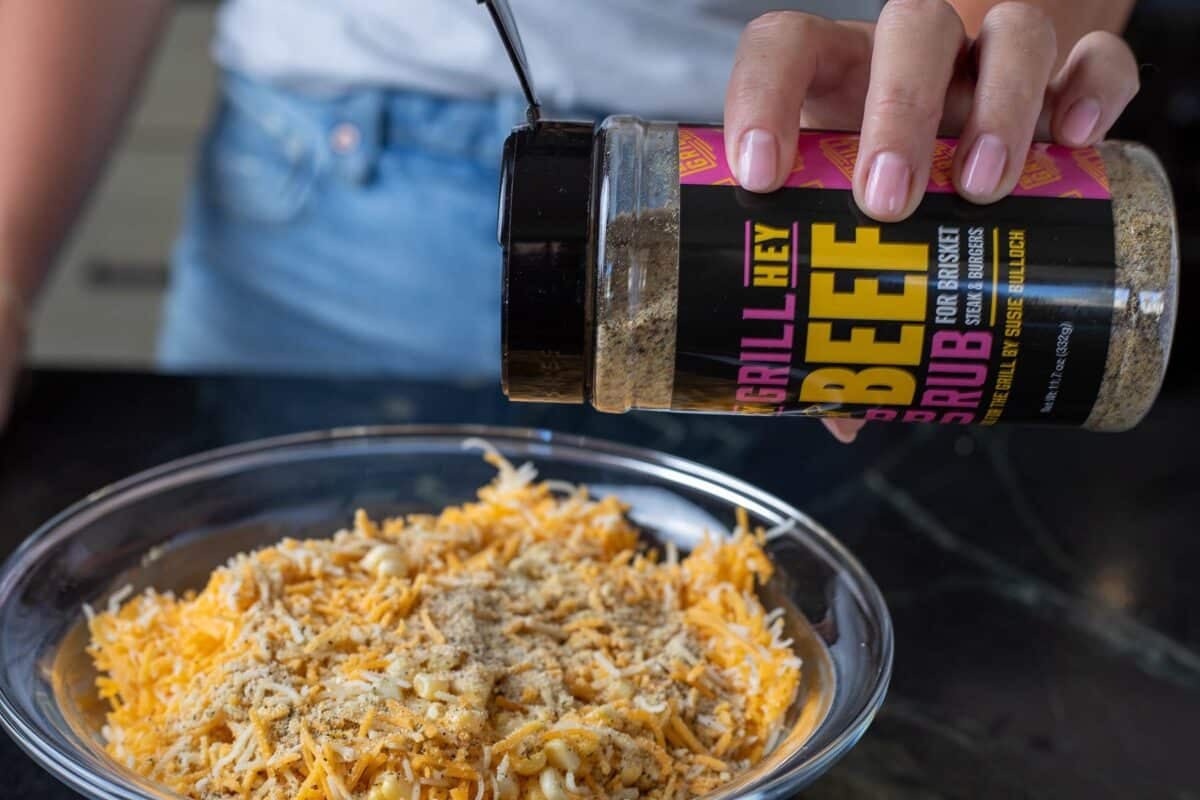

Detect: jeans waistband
218,70,530,183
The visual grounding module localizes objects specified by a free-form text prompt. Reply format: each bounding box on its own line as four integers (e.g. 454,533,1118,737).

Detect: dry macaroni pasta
87,447,802,800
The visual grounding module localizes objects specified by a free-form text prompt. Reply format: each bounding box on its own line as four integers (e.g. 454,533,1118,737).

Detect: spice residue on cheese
87,444,802,800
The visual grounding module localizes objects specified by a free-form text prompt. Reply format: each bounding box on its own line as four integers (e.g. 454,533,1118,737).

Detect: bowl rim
0,424,893,799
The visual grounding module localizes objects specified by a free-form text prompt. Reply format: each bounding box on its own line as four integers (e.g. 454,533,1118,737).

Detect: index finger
724,12,868,193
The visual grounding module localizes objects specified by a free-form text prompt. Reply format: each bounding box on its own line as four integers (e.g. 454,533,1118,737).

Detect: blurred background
28,2,215,367
25,0,1199,393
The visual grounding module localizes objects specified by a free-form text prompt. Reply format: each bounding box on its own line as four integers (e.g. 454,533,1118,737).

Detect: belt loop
328,90,386,185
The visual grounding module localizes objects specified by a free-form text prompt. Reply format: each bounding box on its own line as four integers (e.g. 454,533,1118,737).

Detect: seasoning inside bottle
499,118,1178,432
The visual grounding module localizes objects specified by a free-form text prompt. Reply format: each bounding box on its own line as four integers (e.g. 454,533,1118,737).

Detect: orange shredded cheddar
86,447,802,799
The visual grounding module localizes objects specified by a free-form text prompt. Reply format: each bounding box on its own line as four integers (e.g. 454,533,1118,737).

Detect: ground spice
502,120,1179,430
1085,142,1179,431
593,210,679,412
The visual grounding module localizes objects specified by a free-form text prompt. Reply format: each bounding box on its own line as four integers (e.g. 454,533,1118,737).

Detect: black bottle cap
498,121,595,403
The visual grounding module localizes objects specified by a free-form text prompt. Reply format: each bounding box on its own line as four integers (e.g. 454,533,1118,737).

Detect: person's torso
214,0,884,118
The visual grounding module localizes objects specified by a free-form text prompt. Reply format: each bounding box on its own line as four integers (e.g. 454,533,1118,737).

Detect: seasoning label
673,127,1116,426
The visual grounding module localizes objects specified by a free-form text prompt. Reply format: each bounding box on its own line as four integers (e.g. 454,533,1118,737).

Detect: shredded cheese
87,451,802,800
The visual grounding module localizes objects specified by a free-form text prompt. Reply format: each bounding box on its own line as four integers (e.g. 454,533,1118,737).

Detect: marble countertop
1,368,1196,799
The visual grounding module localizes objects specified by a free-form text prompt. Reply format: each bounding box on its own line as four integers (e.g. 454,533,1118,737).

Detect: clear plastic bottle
499,117,1178,431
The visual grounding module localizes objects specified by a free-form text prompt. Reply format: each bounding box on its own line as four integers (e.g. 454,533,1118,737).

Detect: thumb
822,417,866,444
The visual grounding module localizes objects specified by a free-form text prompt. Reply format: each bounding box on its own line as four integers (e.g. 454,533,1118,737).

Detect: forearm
0,0,170,304
950,0,1135,54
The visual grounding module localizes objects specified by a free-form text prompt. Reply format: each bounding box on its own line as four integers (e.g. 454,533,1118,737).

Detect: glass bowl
0,426,892,799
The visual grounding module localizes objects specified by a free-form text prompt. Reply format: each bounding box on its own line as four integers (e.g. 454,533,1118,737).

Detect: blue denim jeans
158,72,526,379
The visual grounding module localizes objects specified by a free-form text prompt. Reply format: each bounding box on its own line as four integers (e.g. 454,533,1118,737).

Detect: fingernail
1062,97,1101,145
737,128,778,192
864,152,912,218
962,134,1008,197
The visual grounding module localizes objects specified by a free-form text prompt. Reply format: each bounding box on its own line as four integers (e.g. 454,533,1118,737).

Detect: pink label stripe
791,222,798,289
678,127,1111,200
743,219,751,287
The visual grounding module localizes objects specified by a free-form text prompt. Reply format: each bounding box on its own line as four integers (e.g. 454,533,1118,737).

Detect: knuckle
1072,31,1141,99
727,77,786,110
1077,29,1125,52
986,2,1057,54
883,0,962,33
872,84,944,123
743,10,817,43
976,77,1044,115
730,12,819,111
1106,33,1139,79
987,1,1047,27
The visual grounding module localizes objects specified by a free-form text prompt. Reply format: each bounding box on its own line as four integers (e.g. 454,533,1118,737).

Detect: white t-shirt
213,0,884,118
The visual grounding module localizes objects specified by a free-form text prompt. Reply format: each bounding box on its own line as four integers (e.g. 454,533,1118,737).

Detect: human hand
723,0,1140,442
0,277,28,432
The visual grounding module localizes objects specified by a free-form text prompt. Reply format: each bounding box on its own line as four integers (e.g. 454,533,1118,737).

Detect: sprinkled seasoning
500,119,1178,431
88,451,804,800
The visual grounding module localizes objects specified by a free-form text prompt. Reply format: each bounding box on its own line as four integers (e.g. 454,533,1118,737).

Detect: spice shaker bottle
481,5,1180,432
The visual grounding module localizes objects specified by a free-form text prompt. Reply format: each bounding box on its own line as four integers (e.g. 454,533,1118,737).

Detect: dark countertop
3,9,1199,799
1,368,1197,799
